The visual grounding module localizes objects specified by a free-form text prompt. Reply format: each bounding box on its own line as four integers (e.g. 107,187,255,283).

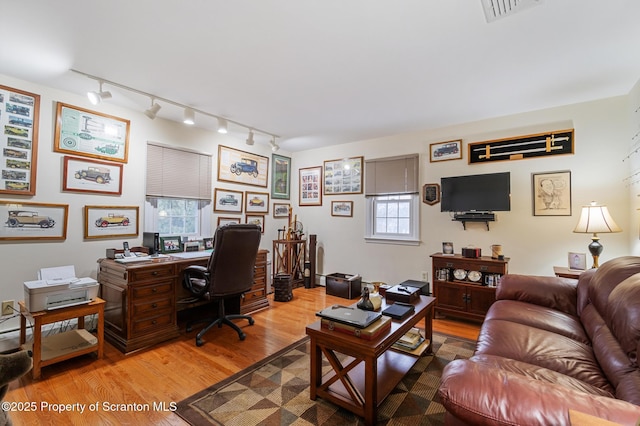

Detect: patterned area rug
176,332,475,425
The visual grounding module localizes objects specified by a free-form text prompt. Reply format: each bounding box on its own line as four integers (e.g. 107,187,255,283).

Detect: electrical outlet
421,271,429,282
2,300,14,316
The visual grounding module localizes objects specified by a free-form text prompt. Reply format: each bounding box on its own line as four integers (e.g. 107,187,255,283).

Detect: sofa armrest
497,274,578,316
439,360,640,426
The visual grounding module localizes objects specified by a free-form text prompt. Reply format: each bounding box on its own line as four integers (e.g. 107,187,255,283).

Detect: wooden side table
553,266,583,279
19,298,105,379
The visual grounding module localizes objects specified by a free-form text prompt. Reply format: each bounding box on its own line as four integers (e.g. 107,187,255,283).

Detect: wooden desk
554,266,584,279
19,298,105,379
306,296,436,425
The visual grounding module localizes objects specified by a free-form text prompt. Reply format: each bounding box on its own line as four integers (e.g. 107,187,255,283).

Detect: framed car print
246,214,265,233
245,191,269,213
217,145,269,188
430,140,462,162
331,201,353,217
84,205,139,239
273,203,290,218
0,84,40,196
214,188,243,213
217,216,241,227
62,156,123,195
323,156,363,195
0,200,67,241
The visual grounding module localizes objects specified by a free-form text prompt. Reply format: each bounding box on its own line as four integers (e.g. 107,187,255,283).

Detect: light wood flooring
6,286,480,425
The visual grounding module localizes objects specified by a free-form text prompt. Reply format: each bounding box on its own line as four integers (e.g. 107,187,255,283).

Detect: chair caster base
196,338,204,347
249,318,255,326
239,333,246,341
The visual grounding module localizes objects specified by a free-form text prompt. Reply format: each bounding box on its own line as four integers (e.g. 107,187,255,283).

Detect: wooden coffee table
305,295,436,425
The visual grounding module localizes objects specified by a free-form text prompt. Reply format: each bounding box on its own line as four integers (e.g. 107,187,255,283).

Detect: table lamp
573,202,621,268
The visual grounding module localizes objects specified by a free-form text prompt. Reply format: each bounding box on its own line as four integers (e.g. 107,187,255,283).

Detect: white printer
24,265,99,312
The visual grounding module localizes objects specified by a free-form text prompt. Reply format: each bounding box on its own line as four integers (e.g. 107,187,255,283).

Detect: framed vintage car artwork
323,156,363,195
246,214,265,233
214,188,243,213
273,203,290,218
84,205,139,239
217,216,241,227
0,200,68,241
0,84,40,196
430,140,462,162
331,201,353,217
217,145,269,188
62,156,123,195
245,191,269,214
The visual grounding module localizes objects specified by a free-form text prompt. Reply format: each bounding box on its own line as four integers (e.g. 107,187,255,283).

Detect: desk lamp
573,202,621,268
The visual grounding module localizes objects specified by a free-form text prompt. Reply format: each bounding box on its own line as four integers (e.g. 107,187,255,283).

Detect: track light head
183,108,195,125
217,118,228,134
87,81,112,105
144,100,161,120
270,137,280,152
246,130,255,146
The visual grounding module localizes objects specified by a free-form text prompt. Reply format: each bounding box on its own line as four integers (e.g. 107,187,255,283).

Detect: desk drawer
131,313,173,335
131,281,173,300
132,297,173,316
243,288,265,303
129,264,175,282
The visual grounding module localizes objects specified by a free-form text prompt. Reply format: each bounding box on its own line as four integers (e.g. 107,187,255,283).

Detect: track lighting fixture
217,118,228,134
183,108,195,125
87,81,112,105
144,98,161,120
71,69,280,145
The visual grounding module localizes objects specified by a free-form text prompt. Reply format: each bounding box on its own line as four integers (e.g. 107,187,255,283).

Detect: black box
326,273,362,299
397,279,431,296
385,285,421,304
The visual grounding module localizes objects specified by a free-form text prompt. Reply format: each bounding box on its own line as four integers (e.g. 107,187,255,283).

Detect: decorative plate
468,270,482,282
453,269,467,280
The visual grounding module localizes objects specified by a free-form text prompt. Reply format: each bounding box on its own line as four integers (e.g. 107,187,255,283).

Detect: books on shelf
392,327,430,356
321,315,391,340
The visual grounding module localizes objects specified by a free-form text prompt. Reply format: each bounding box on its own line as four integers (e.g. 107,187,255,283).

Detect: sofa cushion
587,256,640,319
607,274,640,364
476,319,613,392
485,299,590,344
497,274,578,315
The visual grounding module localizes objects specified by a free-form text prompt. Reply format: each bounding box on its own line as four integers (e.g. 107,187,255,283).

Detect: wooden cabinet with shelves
431,253,509,321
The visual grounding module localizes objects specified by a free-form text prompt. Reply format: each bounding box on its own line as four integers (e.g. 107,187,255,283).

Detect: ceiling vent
481,0,544,23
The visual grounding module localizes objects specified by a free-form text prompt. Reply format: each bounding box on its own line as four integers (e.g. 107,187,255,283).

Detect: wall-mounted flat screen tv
441,172,511,212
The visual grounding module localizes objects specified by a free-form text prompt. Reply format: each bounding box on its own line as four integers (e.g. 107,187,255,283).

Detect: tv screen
440,172,510,212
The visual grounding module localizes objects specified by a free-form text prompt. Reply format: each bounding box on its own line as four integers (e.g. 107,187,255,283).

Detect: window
157,198,199,235
364,154,420,245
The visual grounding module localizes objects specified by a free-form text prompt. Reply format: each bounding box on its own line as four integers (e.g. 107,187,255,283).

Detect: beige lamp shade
573,203,621,234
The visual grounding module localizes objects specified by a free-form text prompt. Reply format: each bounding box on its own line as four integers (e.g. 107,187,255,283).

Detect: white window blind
146,142,212,200
364,154,419,196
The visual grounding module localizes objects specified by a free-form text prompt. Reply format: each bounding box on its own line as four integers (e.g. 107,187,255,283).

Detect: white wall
293,95,631,285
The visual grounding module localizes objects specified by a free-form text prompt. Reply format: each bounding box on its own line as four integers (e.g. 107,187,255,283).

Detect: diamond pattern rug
176,332,475,425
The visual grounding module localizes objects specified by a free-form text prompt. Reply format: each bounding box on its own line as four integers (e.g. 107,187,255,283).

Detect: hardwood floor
6,287,480,425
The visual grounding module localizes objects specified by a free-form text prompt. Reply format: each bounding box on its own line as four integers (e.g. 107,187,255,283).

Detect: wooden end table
305,295,436,425
19,298,105,379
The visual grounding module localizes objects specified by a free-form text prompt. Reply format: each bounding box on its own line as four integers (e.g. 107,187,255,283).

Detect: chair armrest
183,264,208,278
497,274,578,316
439,359,640,426
183,265,210,296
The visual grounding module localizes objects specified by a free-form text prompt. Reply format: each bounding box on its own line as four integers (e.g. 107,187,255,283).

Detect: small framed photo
62,156,123,195
246,214,265,233
0,200,68,241
217,216,241,227
245,191,269,213
568,252,587,270
299,166,322,206
442,242,454,255
203,237,214,250
214,188,243,213
331,201,353,217
430,140,462,162
273,203,290,218
84,205,139,239
160,235,182,253
532,170,571,216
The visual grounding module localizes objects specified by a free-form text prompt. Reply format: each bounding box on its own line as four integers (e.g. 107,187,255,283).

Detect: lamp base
588,236,603,269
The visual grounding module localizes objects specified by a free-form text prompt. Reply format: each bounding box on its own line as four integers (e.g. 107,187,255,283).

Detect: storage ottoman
326,273,362,299
273,273,293,302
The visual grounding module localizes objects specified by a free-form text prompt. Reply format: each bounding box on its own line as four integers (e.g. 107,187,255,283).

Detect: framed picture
271,154,291,199
273,203,290,218
331,201,353,217
84,205,139,239
246,214,265,233
568,252,587,270
430,140,462,162
299,166,323,206
217,145,269,188
217,216,241,227
62,156,123,195
159,235,182,253
214,188,243,213
0,84,40,196
532,170,571,216
203,237,214,250
54,102,130,163
442,242,454,255
323,156,363,195
423,183,441,205
245,191,269,214
0,200,68,241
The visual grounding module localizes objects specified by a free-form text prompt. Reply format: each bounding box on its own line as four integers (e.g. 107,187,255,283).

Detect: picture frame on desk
160,235,182,253
568,252,586,270
442,242,454,255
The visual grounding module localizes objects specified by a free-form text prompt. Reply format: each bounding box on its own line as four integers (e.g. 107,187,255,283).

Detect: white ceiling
1,1,639,152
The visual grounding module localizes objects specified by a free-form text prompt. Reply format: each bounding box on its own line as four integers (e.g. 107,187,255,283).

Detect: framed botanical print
271,154,291,199
532,170,571,216
62,156,123,195
217,145,269,188
84,205,139,239
245,191,269,214
214,188,243,213
299,166,322,206
0,84,40,196
323,156,363,195
0,200,67,241
54,102,130,163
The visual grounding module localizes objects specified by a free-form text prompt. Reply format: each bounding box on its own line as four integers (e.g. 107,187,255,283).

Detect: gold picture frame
217,145,269,188
84,205,139,239
0,200,68,241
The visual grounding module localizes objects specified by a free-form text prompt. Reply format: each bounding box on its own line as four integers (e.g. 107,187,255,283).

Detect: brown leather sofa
438,256,640,425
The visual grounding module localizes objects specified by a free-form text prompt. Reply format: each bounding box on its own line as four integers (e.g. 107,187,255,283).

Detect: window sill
364,237,420,246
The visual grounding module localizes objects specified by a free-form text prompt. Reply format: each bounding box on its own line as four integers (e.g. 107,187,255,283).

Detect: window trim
364,193,420,246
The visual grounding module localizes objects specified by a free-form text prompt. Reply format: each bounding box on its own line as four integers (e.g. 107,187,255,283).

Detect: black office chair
183,224,262,346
